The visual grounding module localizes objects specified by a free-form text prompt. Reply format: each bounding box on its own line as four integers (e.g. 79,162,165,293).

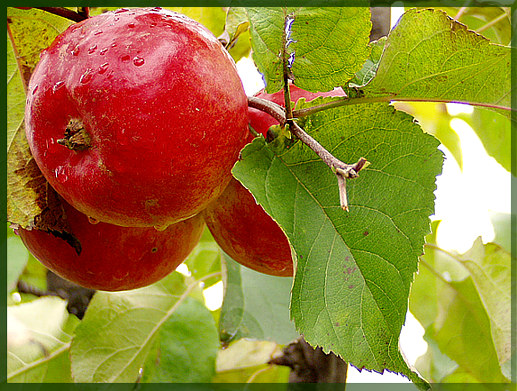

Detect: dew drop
80,69,93,84
88,44,97,54
115,8,129,14
99,47,108,55
133,56,144,66
111,42,117,48
98,62,109,74
32,85,39,94
94,29,103,35
153,224,169,232
54,166,69,183
52,81,65,93
128,22,135,28
71,46,80,56
88,216,100,225
151,7,162,11
150,22,157,28
121,54,130,63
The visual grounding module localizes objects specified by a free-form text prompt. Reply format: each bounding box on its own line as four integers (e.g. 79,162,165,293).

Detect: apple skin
17,199,205,291
25,8,248,228
204,85,346,277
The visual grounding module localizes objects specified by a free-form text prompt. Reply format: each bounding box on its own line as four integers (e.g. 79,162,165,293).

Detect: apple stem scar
57,119,91,151
247,96,369,211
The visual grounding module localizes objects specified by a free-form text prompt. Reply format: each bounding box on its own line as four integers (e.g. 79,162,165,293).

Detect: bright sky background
201,6,512,383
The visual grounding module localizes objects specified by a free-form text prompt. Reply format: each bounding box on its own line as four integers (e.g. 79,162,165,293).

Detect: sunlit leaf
366,9,512,116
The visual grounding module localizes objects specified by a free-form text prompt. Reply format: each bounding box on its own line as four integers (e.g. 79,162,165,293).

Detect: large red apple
17,199,205,291
203,85,345,276
25,8,248,228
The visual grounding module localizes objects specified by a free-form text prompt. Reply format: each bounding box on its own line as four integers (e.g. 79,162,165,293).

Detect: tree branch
36,7,88,23
248,96,287,126
289,121,368,211
293,94,514,119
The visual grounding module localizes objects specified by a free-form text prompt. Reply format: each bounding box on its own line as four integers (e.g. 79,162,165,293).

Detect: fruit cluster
18,7,338,291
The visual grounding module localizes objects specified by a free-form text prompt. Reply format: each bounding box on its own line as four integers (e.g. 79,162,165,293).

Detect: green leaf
350,37,386,88
233,100,443,385
7,7,72,228
457,238,511,372
184,228,221,289
432,276,508,382
8,296,77,382
395,102,463,169
213,339,289,382
366,9,512,115
165,7,226,37
7,32,25,151
7,129,48,227
223,8,251,63
219,252,298,345
247,7,371,93
7,233,29,293
70,272,203,382
412,238,511,382
489,212,512,252
142,297,218,382
289,7,371,92
460,108,511,172
247,7,286,92
424,7,511,45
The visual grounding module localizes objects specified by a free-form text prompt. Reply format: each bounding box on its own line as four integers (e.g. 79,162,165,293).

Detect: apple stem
35,7,89,22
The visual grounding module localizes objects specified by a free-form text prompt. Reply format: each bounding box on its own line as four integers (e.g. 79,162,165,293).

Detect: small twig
247,96,286,126
454,6,469,21
77,7,90,19
477,10,509,33
282,12,294,120
289,121,368,211
35,7,88,23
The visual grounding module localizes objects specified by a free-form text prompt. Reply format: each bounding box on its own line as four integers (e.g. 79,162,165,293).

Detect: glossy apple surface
204,85,346,277
18,199,205,291
25,8,248,228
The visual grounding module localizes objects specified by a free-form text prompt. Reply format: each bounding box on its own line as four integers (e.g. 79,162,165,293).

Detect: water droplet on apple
115,8,129,14
94,29,103,35
32,85,39,94
54,166,69,183
128,23,135,28
151,7,162,12
153,224,169,232
80,69,93,84
150,22,157,28
133,56,144,66
88,44,97,54
98,62,109,74
111,42,117,48
71,46,80,56
99,47,108,55
88,216,100,225
52,81,65,92
121,54,130,63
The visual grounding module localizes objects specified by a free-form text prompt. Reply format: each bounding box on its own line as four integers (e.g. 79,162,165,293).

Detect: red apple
204,85,346,276
17,199,205,291
25,8,248,228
